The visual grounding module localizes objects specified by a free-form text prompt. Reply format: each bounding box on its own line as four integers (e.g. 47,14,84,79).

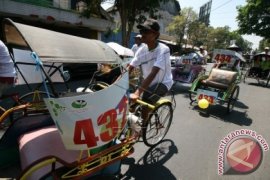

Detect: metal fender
155,99,172,106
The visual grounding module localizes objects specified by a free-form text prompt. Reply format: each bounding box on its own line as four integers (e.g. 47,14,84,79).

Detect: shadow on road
245,82,269,88
234,100,249,109
121,139,178,180
171,82,191,95
192,105,253,126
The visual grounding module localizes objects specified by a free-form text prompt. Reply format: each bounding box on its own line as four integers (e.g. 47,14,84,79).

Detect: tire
243,69,250,83
265,72,270,87
189,91,197,103
11,91,52,120
142,102,173,147
227,86,240,113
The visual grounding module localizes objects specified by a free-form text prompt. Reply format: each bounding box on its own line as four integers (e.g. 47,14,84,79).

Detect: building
102,0,180,49
0,0,114,40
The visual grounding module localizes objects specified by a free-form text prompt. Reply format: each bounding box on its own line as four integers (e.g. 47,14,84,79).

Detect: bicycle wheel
265,71,270,87
142,102,173,147
189,91,197,103
243,69,250,83
11,91,52,120
227,86,240,113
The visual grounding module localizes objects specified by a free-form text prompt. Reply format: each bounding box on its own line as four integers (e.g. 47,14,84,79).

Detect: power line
211,0,233,12
211,11,236,15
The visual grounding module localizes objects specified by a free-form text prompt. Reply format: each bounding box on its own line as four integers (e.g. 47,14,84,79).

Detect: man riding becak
127,18,173,133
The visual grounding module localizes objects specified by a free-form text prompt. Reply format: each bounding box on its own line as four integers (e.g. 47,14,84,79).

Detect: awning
2,18,122,64
106,42,134,57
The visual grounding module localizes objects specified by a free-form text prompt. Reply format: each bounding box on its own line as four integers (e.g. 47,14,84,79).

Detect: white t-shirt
131,43,145,55
0,40,16,77
130,43,173,90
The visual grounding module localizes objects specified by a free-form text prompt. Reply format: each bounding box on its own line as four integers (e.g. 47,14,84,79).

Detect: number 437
73,96,127,148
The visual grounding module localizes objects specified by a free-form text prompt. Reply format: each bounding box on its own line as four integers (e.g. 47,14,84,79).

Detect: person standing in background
131,34,145,85
264,47,269,55
0,40,16,97
131,34,144,55
198,45,208,64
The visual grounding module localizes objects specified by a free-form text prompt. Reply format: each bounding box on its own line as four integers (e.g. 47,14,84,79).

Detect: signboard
212,49,246,65
176,54,196,65
199,0,212,26
197,89,218,104
44,73,129,150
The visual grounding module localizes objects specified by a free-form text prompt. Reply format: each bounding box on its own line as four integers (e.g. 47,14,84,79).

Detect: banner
44,72,129,150
212,49,246,65
176,53,198,65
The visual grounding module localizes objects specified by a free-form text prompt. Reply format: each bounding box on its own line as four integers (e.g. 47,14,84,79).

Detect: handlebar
135,99,155,110
89,81,156,110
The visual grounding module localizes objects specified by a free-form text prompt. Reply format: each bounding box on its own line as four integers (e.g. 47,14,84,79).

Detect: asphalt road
1,67,270,180
120,77,270,180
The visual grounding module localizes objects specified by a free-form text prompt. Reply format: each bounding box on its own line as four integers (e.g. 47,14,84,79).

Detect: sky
178,0,262,49
101,0,262,49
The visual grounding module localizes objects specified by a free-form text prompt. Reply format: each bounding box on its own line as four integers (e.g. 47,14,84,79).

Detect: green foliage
237,0,270,38
187,21,208,47
167,8,198,46
206,27,252,53
83,0,173,46
112,0,171,46
168,8,253,53
206,26,231,50
83,0,103,18
259,38,270,51
229,31,253,52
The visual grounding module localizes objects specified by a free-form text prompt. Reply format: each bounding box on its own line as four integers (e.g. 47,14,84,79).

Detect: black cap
137,18,160,32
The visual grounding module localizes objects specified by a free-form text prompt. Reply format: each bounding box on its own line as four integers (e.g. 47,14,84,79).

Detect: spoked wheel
142,102,173,147
227,86,240,113
189,91,197,104
265,72,270,87
243,69,250,83
11,91,52,120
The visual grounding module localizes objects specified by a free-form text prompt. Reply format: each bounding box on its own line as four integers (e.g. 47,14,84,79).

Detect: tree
167,8,197,48
84,0,179,46
187,21,208,47
206,26,231,50
228,31,253,53
237,0,270,38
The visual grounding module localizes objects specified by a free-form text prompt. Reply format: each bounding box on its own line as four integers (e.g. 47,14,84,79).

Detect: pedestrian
131,34,144,55
198,45,208,64
128,18,173,124
264,46,269,55
0,40,16,97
